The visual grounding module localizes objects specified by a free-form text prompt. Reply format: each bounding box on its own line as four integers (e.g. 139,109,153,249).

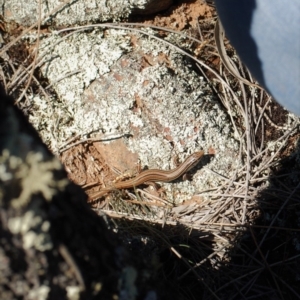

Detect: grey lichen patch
29,28,132,151
41,29,132,85
8,208,53,251
28,26,240,203
2,0,135,27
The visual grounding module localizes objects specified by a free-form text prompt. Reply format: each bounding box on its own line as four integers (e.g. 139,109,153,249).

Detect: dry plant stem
197,168,246,223
240,82,251,224
8,58,30,88
256,103,288,130
45,69,83,90
212,232,229,244
178,247,227,280
251,92,257,124
215,266,266,293
249,226,284,300
8,56,48,92
255,96,271,135
203,151,247,191
228,123,298,188
198,195,234,223
169,247,221,300
58,133,130,153
7,56,17,75
273,273,300,299
111,208,221,298
58,243,85,291
275,179,296,194
99,209,300,232
203,193,252,199
255,181,300,255
28,73,52,102
2,1,76,96
124,199,167,208
135,189,174,206
2,57,19,91
213,188,249,222
214,19,263,90
249,136,284,165
251,125,299,179
110,22,208,44
241,273,262,297
219,80,242,137
197,58,242,140
22,28,94,94
271,253,300,268
238,244,265,267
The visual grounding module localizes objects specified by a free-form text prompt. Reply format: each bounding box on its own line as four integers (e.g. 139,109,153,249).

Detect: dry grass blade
214,19,262,90
249,226,284,299
256,181,300,253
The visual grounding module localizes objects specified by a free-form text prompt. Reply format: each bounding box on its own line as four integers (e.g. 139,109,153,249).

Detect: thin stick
58,243,85,291
255,182,300,255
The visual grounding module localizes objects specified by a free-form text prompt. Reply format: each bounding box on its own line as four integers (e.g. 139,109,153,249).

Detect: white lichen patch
66,286,81,300
0,149,67,208
28,285,50,300
8,209,53,251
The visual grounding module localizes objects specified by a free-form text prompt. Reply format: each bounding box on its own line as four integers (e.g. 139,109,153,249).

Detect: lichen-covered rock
0,0,173,27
